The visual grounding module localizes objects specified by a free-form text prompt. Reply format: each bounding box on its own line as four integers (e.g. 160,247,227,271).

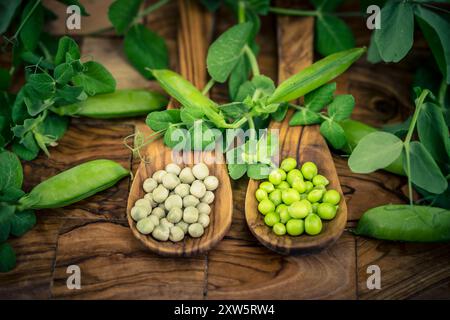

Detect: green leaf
124,24,169,79
164,126,187,149
310,0,343,12
0,242,16,273
304,82,336,112
188,121,219,151
0,187,25,203
247,163,270,179
38,112,69,141
316,15,355,56
320,120,346,149
289,108,322,126
108,0,142,35
417,102,449,166
146,110,181,131
207,22,253,83
10,210,36,237
328,94,355,121
0,67,11,91
415,6,450,84
348,131,403,173
235,81,255,102
53,63,74,85
367,33,382,64
11,135,40,161
27,73,56,100
180,107,203,127
252,75,275,96
0,204,15,242
57,0,89,16
0,0,21,34
220,102,249,119
271,103,288,122
228,163,247,180
20,51,54,70
54,36,80,65
229,54,251,101
72,61,116,95
406,141,447,194
20,0,44,51
0,150,23,192
374,1,414,62
54,85,86,106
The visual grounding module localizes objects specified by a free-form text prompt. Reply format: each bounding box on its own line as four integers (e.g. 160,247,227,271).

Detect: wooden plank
357,237,450,299
207,233,356,299
0,216,63,299
51,219,206,299
22,119,134,221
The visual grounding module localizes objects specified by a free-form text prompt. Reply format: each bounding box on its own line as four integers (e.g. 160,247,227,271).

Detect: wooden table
1,0,449,300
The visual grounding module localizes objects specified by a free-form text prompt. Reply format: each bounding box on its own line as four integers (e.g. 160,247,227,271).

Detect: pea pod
268,48,366,104
18,159,129,210
54,90,168,118
151,69,233,128
339,119,404,176
355,204,450,242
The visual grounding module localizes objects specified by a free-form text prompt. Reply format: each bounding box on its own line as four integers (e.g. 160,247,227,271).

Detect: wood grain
127,0,233,257
245,16,347,255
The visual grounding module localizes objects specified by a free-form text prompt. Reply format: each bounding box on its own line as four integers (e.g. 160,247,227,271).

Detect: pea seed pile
256,158,341,237
131,162,218,242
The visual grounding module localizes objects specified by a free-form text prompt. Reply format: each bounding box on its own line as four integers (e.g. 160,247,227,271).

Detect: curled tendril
123,128,165,164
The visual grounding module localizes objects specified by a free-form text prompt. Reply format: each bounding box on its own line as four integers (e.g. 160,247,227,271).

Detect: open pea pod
18,159,129,210
268,48,366,104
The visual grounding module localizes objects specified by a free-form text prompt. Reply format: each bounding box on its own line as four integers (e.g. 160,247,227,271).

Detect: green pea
312,174,329,186
268,169,286,185
286,219,304,236
269,189,282,206
291,178,306,193
300,193,307,200
276,181,290,190
280,157,297,172
287,201,308,219
259,181,275,193
255,189,268,202
304,181,313,193
301,162,318,180
281,188,300,205
317,203,338,220
18,160,129,209
273,223,287,236
312,202,319,213
264,212,280,227
258,199,275,215
307,189,324,203
276,203,288,214
287,169,303,185
323,189,341,205
279,209,292,224
305,214,323,235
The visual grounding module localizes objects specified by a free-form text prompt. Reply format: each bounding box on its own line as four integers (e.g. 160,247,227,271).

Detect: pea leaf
0,242,16,273
0,67,11,91
0,187,25,203
348,131,403,173
0,0,21,34
316,15,355,56
220,102,249,119
406,141,448,194
289,108,322,126
367,33,382,64
229,54,251,101
207,22,253,83
164,126,187,149
20,0,44,51
0,150,23,192
124,24,169,79
320,120,347,149
72,61,116,95
188,121,219,151
11,134,40,161
415,6,450,84
38,113,69,141
328,94,355,121
271,103,288,122
146,110,181,131
27,73,56,100
417,102,449,166
53,63,74,85
252,75,275,96
108,0,143,34
0,204,15,242
228,163,248,180
20,51,54,70
304,82,336,112
180,107,203,127
310,0,344,12
54,36,80,65
247,163,270,179
374,1,414,62
10,210,36,237
54,85,86,106
235,81,255,102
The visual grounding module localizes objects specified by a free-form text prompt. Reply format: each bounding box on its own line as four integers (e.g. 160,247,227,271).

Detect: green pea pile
255,158,341,237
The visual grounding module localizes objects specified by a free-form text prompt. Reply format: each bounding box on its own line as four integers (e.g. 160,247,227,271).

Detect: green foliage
108,0,143,34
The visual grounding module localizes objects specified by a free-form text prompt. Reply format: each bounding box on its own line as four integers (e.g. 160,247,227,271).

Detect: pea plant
107,0,170,79
349,88,450,209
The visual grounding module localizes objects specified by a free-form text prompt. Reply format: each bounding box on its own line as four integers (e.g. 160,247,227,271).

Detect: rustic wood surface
245,15,348,255
1,0,449,299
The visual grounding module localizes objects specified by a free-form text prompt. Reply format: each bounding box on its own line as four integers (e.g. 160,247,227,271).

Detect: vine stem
403,89,430,206
269,7,318,17
135,0,170,21
238,1,246,23
13,0,42,40
244,45,260,76
202,78,215,95
437,77,447,107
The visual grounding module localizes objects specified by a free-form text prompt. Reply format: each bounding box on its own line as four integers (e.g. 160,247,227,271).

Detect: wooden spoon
127,0,232,257
245,16,348,255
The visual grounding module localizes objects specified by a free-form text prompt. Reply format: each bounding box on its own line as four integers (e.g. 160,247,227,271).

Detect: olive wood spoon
127,0,232,257
245,15,348,255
